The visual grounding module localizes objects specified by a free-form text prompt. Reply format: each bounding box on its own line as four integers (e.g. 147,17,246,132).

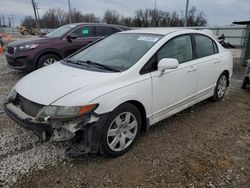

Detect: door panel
193,34,222,95
196,55,221,94
150,34,197,123
151,60,197,122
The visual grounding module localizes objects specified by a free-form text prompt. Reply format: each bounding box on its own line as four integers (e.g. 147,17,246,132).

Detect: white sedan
4,28,233,157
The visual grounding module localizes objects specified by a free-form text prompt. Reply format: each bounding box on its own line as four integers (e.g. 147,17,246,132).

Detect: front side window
157,35,193,63
194,34,217,58
71,26,95,38
70,33,162,71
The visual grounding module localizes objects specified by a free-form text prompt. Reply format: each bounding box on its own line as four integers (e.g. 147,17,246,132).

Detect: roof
232,21,250,25
122,27,196,35
64,23,130,30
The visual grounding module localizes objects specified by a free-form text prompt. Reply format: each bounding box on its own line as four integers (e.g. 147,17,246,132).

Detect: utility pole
184,0,189,27
11,14,14,33
68,0,72,24
154,0,157,26
154,0,157,11
11,15,14,27
31,0,40,33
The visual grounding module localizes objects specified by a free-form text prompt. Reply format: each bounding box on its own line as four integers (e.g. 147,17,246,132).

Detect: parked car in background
4,28,233,157
6,23,129,72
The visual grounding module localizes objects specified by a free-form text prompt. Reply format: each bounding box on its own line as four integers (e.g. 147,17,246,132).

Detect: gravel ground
0,49,249,187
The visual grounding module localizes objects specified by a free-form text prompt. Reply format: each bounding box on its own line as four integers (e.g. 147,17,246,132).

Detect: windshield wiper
64,59,86,65
78,60,120,72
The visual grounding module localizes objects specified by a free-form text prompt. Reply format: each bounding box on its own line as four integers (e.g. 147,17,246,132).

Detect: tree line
22,6,207,29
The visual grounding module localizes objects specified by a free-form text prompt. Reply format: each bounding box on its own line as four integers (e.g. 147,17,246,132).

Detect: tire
100,103,141,157
37,54,60,69
241,77,248,89
211,72,228,101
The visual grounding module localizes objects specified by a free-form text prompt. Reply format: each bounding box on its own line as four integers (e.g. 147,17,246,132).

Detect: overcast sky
0,0,250,26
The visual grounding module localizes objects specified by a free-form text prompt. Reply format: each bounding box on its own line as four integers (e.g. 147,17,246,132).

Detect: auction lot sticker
137,36,159,42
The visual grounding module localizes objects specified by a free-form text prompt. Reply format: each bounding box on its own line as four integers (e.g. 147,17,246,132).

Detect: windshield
45,24,77,38
70,33,162,71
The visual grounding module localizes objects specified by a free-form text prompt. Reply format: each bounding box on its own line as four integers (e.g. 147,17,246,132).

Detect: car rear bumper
5,54,33,72
4,103,52,139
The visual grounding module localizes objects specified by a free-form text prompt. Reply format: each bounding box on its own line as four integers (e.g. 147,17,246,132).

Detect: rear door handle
214,60,221,64
187,66,197,72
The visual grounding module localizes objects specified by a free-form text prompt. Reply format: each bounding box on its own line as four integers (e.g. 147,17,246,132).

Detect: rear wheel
212,73,228,101
100,103,141,157
37,54,60,69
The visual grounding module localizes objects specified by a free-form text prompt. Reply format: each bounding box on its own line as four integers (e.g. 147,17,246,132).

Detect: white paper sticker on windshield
137,36,159,42
69,24,76,28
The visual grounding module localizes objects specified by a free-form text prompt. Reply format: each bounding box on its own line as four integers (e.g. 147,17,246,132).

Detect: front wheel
211,73,228,101
37,54,60,69
100,103,141,157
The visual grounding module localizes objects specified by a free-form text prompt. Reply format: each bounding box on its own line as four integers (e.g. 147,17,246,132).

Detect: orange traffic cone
0,47,4,54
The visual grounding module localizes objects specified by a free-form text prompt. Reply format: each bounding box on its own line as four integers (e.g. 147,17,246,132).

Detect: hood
7,36,58,47
15,62,120,105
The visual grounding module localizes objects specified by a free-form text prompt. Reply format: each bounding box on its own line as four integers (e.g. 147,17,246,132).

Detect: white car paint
12,28,233,127
15,62,120,105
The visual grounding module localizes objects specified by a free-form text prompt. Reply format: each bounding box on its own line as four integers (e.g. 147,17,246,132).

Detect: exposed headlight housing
36,104,98,120
14,44,39,52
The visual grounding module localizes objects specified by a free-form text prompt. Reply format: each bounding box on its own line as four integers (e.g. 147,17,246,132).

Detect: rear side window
96,26,114,36
194,34,218,58
112,27,122,33
71,26,95,38
157,35,193,64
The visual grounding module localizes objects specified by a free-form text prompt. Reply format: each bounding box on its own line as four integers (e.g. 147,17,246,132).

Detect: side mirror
158,58,179,71
66,33,78,41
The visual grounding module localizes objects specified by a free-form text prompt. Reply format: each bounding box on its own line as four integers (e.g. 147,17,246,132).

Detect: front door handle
187,66,197,72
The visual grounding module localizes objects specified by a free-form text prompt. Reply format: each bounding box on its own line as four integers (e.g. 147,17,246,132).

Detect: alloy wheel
217,75,227,98
43,57,57,66
107,112,138,152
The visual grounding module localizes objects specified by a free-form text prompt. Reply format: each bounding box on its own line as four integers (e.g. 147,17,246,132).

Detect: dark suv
6,23,129,72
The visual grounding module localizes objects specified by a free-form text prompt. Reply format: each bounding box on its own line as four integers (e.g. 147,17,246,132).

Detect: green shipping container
233,21,250,66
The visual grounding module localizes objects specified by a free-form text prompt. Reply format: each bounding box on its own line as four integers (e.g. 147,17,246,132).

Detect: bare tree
134,9,151,27
120,16,134,27
37,6,207,29
82,13,99,23
22,16,36,29
70,8,83,23
40,8,67,28
103,10,120,24
185,6,207,26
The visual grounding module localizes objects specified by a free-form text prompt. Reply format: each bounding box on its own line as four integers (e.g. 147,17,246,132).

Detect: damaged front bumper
4,102,107,157
4,103,52,139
